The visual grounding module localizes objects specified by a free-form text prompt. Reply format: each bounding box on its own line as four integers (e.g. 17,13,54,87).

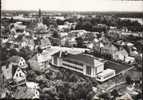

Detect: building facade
51,51,104,77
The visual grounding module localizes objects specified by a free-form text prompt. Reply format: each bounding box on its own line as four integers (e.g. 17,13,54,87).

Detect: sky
2,0,143,12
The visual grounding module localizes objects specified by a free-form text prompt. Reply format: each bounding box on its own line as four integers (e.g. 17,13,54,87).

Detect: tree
56,19,64,25
126,75,132,84
111,89,119,98
76,37,84,48
19,46,33,60
51,30,60,39
0,46,9,64
37,46,43,53
34,23,48,34
98,93,111,100
15,34,24,42
8,49,18,57
43,17,57,28
69,73,79,82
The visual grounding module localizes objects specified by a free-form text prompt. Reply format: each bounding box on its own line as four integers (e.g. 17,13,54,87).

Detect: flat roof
105,61,133,74
97,69,115,77
53,52,104,67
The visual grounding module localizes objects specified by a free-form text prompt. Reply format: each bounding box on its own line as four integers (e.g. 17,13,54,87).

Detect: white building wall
96,64,104,74
83,64,86,75
91,67,95,77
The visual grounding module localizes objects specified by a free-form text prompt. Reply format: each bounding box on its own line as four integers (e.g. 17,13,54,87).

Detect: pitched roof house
28,55,46,73
13,67,26,84
28,48,59,72
112,47,129,61
101,43,118,55
1,62,26,84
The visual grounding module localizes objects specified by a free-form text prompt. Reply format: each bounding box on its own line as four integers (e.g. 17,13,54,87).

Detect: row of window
63,59,83,66
63,63,83,71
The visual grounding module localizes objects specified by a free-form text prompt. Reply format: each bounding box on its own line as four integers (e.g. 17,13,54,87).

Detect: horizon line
2,9,143,13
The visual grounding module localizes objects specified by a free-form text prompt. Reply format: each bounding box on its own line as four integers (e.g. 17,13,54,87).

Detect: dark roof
53,51,102,66
8,56,21,64
105,61,132,74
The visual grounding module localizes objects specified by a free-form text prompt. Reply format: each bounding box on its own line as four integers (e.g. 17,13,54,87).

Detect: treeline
42,15,143,32
75,16,143,32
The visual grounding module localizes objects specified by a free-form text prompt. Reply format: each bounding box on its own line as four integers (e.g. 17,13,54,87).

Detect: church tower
38,9,43,23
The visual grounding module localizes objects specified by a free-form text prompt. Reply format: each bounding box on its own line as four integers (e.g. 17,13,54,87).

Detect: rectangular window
86,66,91,75
54,57,57,65
63,63,83,71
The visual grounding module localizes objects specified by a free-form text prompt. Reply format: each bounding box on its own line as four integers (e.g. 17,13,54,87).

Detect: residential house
61,37,67,46
10,22,26,33
69,30,87,38
86,42,94,49
28,54,48,73
28,58,45,73
2,62,26,84
59,32,68,38
100,43,118,56
28,47,59,72
130,50,139,57
39,37,51,49
13,67,26,84
93,39,103,52
84,32,96,42
20,35,35,51
115,40,126,46
126,42,139,57
58,25,71,32
107,29,122,39
67,37,77,47
49,37,61,46
53,16,65,20
112,47,129,61
62,37,77,47
93,39,118,57
125,56,135,64
51,51,104,77
27,39,35,51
